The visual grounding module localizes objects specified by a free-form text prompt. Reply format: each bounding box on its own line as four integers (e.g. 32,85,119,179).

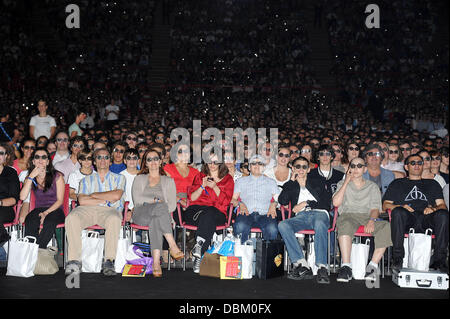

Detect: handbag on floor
350,239,370,280
125,245,153,275
6,236,39,278
199,253,221,278
255,239,284,279
115,226,132,273
234,240,254,279
408,228,433,271
34,246,59,275
81,231,104,273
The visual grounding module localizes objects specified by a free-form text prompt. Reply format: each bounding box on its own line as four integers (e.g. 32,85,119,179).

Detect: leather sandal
169,248,185,261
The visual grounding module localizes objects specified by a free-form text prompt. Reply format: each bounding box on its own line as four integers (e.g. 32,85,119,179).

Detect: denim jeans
233,212,279,244
278,210,329,266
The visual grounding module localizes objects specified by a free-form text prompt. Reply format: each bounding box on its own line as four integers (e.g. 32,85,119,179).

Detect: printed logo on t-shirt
404,186,428,202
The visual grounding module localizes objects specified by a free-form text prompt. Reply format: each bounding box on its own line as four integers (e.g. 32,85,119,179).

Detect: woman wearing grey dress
131,149,184,277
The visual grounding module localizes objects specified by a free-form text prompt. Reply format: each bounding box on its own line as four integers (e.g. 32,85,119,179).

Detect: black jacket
278,175,332,220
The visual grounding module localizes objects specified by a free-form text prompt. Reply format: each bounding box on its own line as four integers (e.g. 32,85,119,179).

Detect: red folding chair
282,205,338,275
176,187,234,271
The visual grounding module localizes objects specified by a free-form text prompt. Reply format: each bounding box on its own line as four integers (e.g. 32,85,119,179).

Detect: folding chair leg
327,233,331,275
182,227,186,271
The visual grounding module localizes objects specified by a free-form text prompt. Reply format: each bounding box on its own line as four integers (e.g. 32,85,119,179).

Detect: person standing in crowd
52,131,71,165
232,155,280,244
0,142,20,247
278,156,332,284
65,147,125,276
29,100,57,140
362,144,394,196
105,99,120,131
54,136,87,183
131,149,184,277
383,154,448,273
20,148,65,250
68,109,87,138
333,157,392,282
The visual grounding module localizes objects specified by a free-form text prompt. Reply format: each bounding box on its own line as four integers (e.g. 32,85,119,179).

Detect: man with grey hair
363,143,394,196
231,155,280,243
65,147,125,276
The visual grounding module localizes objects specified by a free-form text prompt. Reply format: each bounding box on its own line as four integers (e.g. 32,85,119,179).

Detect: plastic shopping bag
6,236,39,278
351,239,370,280
81,231,104,273
408,228,432,271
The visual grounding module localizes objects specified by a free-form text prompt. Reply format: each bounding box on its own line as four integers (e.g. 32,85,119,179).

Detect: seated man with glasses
65,147,126,276
67,149,95,206
109,142,127,174
232,155,280,244
278,156,333,284
363,144,394,196
333,157,392,282
120,148,139,216
382,154,448,273
52,131,71,165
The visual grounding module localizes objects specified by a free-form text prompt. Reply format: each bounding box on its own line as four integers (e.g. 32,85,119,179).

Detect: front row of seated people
3,142,447,281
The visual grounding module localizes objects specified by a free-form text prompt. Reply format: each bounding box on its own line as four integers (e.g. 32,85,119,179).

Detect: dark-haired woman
20,148,65,249
130,149,184,277
186,154,234,273
0,143,20,247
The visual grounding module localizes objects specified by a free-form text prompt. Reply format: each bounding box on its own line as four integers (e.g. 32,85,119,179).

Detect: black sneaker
430,260,449,274
102,259,116,276
287,265,314,280
336,266,352,283
391,258,403,273
65,260,82,275
316,266,330,284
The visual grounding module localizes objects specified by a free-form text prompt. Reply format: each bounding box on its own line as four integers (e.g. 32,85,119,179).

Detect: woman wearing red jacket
185,155,234,273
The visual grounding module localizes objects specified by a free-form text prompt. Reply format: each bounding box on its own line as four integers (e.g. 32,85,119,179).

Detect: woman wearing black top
0,142,20,247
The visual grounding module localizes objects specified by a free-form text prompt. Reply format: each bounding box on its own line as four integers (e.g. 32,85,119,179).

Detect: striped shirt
234,174,280,215
79,171,126,212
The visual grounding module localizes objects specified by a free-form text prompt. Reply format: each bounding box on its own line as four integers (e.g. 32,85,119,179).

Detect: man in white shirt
105,99,120,130
29,100,57,140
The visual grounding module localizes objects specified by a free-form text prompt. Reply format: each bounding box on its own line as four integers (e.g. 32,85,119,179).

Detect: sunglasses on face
72,144,84,149
290,150,300,154
431,156,441,161
241,164,248,169
278,153,290,158
301,149,311,154
208,161,220,165
146,156,160,162
443,153,449,158
422,156,431,161
425,144,433,147
350,163,366,169
126,137,137,141
96,155,110,160
56,138,68,143
177,149,189,154
293,164,308,170
348,146,359,151
33,154,48,160
333,149,342,154
367,152,382,157
23,146,35,150
138,149,148,153
311,142,319,146
126,156,139,161
250,162,264,166
0,151,6,156
79,156,93,161
113,148,125,154
408,160,424,166
400,147,411,151
319,151,332,157
37,141,46,145
389,150,399,154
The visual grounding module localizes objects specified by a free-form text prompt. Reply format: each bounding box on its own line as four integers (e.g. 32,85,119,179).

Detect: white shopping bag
114,227,132,273
6,236,39,278
408,228,432,271
351,239,370,280
235,240,254,279
306,239,318,276
81,231,104,273
3,227,20,255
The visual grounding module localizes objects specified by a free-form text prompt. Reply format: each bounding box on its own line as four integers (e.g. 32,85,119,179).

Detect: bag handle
365,239,371,246
408,228,415,235
416,279,432,288
87,231,100,238
20,236,37,243
425,228,433,236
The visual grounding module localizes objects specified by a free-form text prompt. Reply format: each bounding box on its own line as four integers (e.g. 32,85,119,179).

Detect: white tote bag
235,240,254,279
6,236,39,278
351,239,370,280
408,228,432,271
114,227,132,273
81,231,104,273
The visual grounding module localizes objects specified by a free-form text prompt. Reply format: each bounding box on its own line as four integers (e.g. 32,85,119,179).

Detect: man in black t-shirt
382,154,448,273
